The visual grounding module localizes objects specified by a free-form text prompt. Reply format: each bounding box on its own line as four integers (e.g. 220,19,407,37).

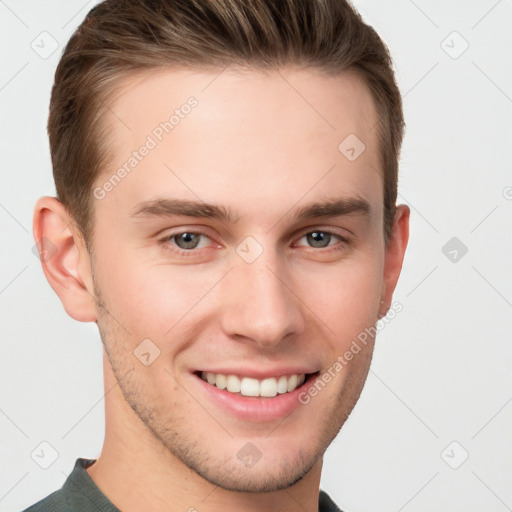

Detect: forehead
97,66,382,224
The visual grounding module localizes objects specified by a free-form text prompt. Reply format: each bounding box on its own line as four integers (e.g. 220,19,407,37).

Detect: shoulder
319,489,345,512
20,488,71,512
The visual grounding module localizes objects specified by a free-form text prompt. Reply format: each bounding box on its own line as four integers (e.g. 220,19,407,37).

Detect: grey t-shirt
22,458,343,512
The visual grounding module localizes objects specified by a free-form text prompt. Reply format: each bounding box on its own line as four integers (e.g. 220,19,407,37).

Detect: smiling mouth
196,371,318,398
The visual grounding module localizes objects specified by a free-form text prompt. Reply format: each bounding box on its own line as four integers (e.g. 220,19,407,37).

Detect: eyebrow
130,196,371,223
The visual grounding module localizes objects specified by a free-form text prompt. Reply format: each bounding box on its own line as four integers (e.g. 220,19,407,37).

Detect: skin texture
34,67,409,512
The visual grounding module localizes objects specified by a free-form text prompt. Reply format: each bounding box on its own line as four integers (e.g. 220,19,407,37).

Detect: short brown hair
48,0,404,247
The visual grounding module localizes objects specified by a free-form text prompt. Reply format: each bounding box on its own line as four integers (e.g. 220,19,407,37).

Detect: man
26,0,409,510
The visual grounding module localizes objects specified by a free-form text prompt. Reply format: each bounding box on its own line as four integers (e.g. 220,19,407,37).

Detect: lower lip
192,373,317,422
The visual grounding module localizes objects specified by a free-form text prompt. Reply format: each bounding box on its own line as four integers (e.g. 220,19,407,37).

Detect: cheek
295,255,383,335
93,248,219,340
91,242,165,333
101,273,183,336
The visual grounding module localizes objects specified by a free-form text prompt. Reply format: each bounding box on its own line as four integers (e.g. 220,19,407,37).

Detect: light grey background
1,1,511,511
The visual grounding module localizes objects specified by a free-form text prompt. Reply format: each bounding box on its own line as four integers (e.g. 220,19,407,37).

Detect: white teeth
226,374,241,393
277,375,288,394
287,374,298,392
216,373,227,390
200,371,306,397
260,378,278,398
240,377,260,397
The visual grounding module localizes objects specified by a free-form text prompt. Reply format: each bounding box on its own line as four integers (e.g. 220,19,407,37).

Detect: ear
33,196,98,322
380,204,410,316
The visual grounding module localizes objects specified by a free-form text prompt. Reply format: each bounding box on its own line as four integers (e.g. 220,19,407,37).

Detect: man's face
90,67,388,491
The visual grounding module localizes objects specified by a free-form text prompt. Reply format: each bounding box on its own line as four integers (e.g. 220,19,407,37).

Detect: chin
186,447,319,493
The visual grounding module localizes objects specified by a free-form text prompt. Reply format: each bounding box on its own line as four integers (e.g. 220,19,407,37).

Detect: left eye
297,231,344,249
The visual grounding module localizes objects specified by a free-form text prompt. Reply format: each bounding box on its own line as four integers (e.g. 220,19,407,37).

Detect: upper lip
194,367,320,380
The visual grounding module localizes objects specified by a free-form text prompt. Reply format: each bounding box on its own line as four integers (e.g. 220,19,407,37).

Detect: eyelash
158,229,350,257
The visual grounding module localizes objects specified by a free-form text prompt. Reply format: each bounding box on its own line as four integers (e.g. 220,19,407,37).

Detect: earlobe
33,196,98,322
380,204,410,315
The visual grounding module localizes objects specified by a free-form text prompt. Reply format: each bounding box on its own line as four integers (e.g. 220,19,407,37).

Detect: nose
219,249,305,349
